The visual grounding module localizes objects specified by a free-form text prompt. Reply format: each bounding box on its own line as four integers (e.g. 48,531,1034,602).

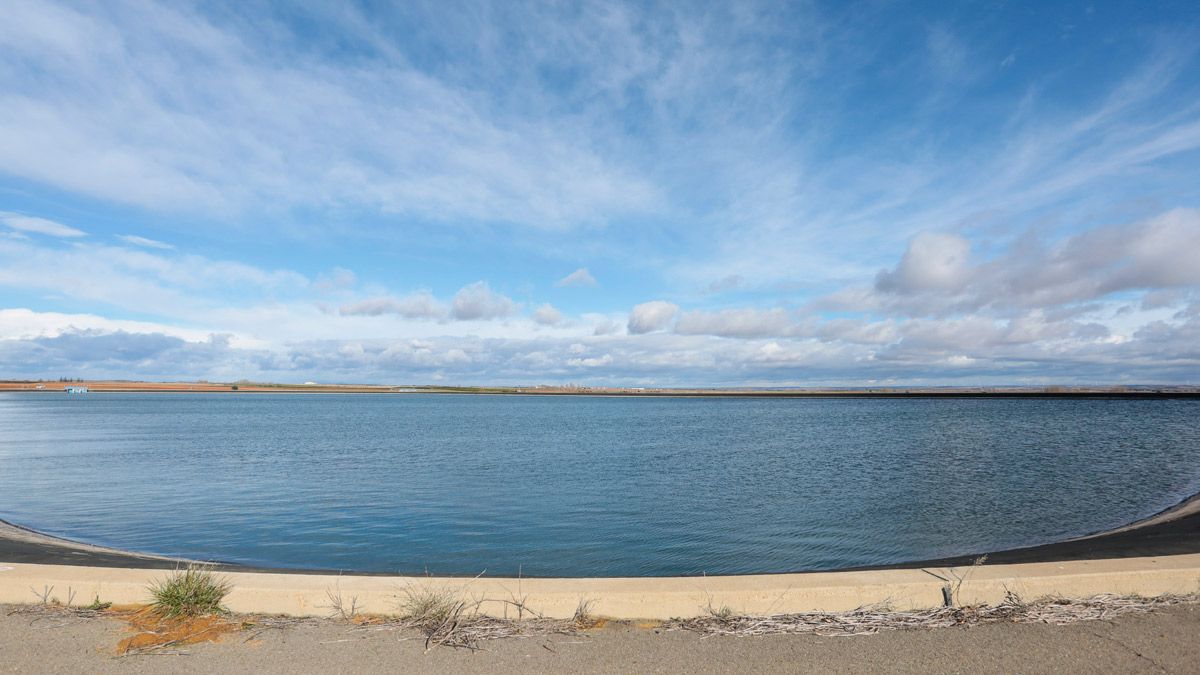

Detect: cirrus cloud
1,212,86,238
116,234,174,250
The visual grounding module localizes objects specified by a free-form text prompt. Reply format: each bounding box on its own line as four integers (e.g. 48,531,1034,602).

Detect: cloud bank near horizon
1,208,1197,385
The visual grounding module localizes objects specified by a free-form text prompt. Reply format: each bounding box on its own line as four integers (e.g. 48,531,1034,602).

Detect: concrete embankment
4,493,1200,619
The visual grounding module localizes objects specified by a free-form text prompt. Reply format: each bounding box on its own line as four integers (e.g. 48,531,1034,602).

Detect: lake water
1,393,1198,577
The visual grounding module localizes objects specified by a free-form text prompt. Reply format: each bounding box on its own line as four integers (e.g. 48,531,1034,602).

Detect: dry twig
663,592,1200,637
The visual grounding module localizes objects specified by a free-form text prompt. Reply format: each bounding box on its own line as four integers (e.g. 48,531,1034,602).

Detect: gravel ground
2,603,1198,674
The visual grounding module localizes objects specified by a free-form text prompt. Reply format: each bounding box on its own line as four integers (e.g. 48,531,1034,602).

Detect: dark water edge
2,393,1198,577
5,491,1200,576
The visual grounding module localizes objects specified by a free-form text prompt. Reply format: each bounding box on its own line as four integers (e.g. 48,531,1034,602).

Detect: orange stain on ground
115,607,241,655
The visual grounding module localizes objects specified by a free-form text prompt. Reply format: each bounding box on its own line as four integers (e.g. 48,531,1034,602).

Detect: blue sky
1,0,1199,385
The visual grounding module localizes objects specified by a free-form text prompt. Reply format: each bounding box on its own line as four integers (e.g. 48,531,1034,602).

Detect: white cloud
450,281,519,321
812,319,899,345
674,307,794,338
627,300,679,334
0,212,85,237
117,234,174,250
590,317,622,336
339,291,446,320
567,353,613,367
532,303,565,326
555,267,598,288
1,303,1197,385
1,202,1198,385
0,307,211,342
867,209,1200,316
0,236,307,319
874,232,971,294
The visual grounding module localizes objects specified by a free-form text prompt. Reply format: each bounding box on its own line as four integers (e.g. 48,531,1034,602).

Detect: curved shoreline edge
3,490,1199,577
879,489,1200,570
3,496,1200,619
1078,490,1200,537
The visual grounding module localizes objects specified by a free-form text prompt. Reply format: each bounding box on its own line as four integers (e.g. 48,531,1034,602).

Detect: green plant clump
86,596,112,611
149,566,232,618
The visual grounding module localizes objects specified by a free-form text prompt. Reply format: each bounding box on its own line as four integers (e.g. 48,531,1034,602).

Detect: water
1,393,1197,577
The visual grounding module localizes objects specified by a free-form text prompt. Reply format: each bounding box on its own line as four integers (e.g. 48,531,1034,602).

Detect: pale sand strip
2,554,1199,620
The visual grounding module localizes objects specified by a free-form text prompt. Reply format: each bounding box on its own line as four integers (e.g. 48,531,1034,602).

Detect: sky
1,0,1199,386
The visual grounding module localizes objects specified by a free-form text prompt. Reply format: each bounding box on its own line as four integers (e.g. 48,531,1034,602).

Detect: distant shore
3,379,1199,398
4,491,1199,576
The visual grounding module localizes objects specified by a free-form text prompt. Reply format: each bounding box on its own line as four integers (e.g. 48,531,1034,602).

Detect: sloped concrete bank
6,491,1200,573
2,554,1199,620
4,492,1199,619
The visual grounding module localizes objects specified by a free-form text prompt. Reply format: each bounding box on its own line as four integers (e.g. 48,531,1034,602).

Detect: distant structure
65,386,89,394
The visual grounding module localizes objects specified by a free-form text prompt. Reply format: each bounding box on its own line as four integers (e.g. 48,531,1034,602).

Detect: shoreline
876,489,1200,569
4,490,1199,578
7,391,1200,399
4,495,1200,620
4,381,1199,398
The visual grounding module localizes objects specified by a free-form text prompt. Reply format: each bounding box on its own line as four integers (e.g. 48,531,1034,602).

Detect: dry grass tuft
367,583,596,650
664,592,1200,637
705,602,735,621
322,585,362,622
4,591,115,631
572,598,602,629
398,582,462,628
148,566,231,619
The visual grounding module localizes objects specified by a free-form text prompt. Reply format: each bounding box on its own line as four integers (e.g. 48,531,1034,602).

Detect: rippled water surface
1,393,1198,576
